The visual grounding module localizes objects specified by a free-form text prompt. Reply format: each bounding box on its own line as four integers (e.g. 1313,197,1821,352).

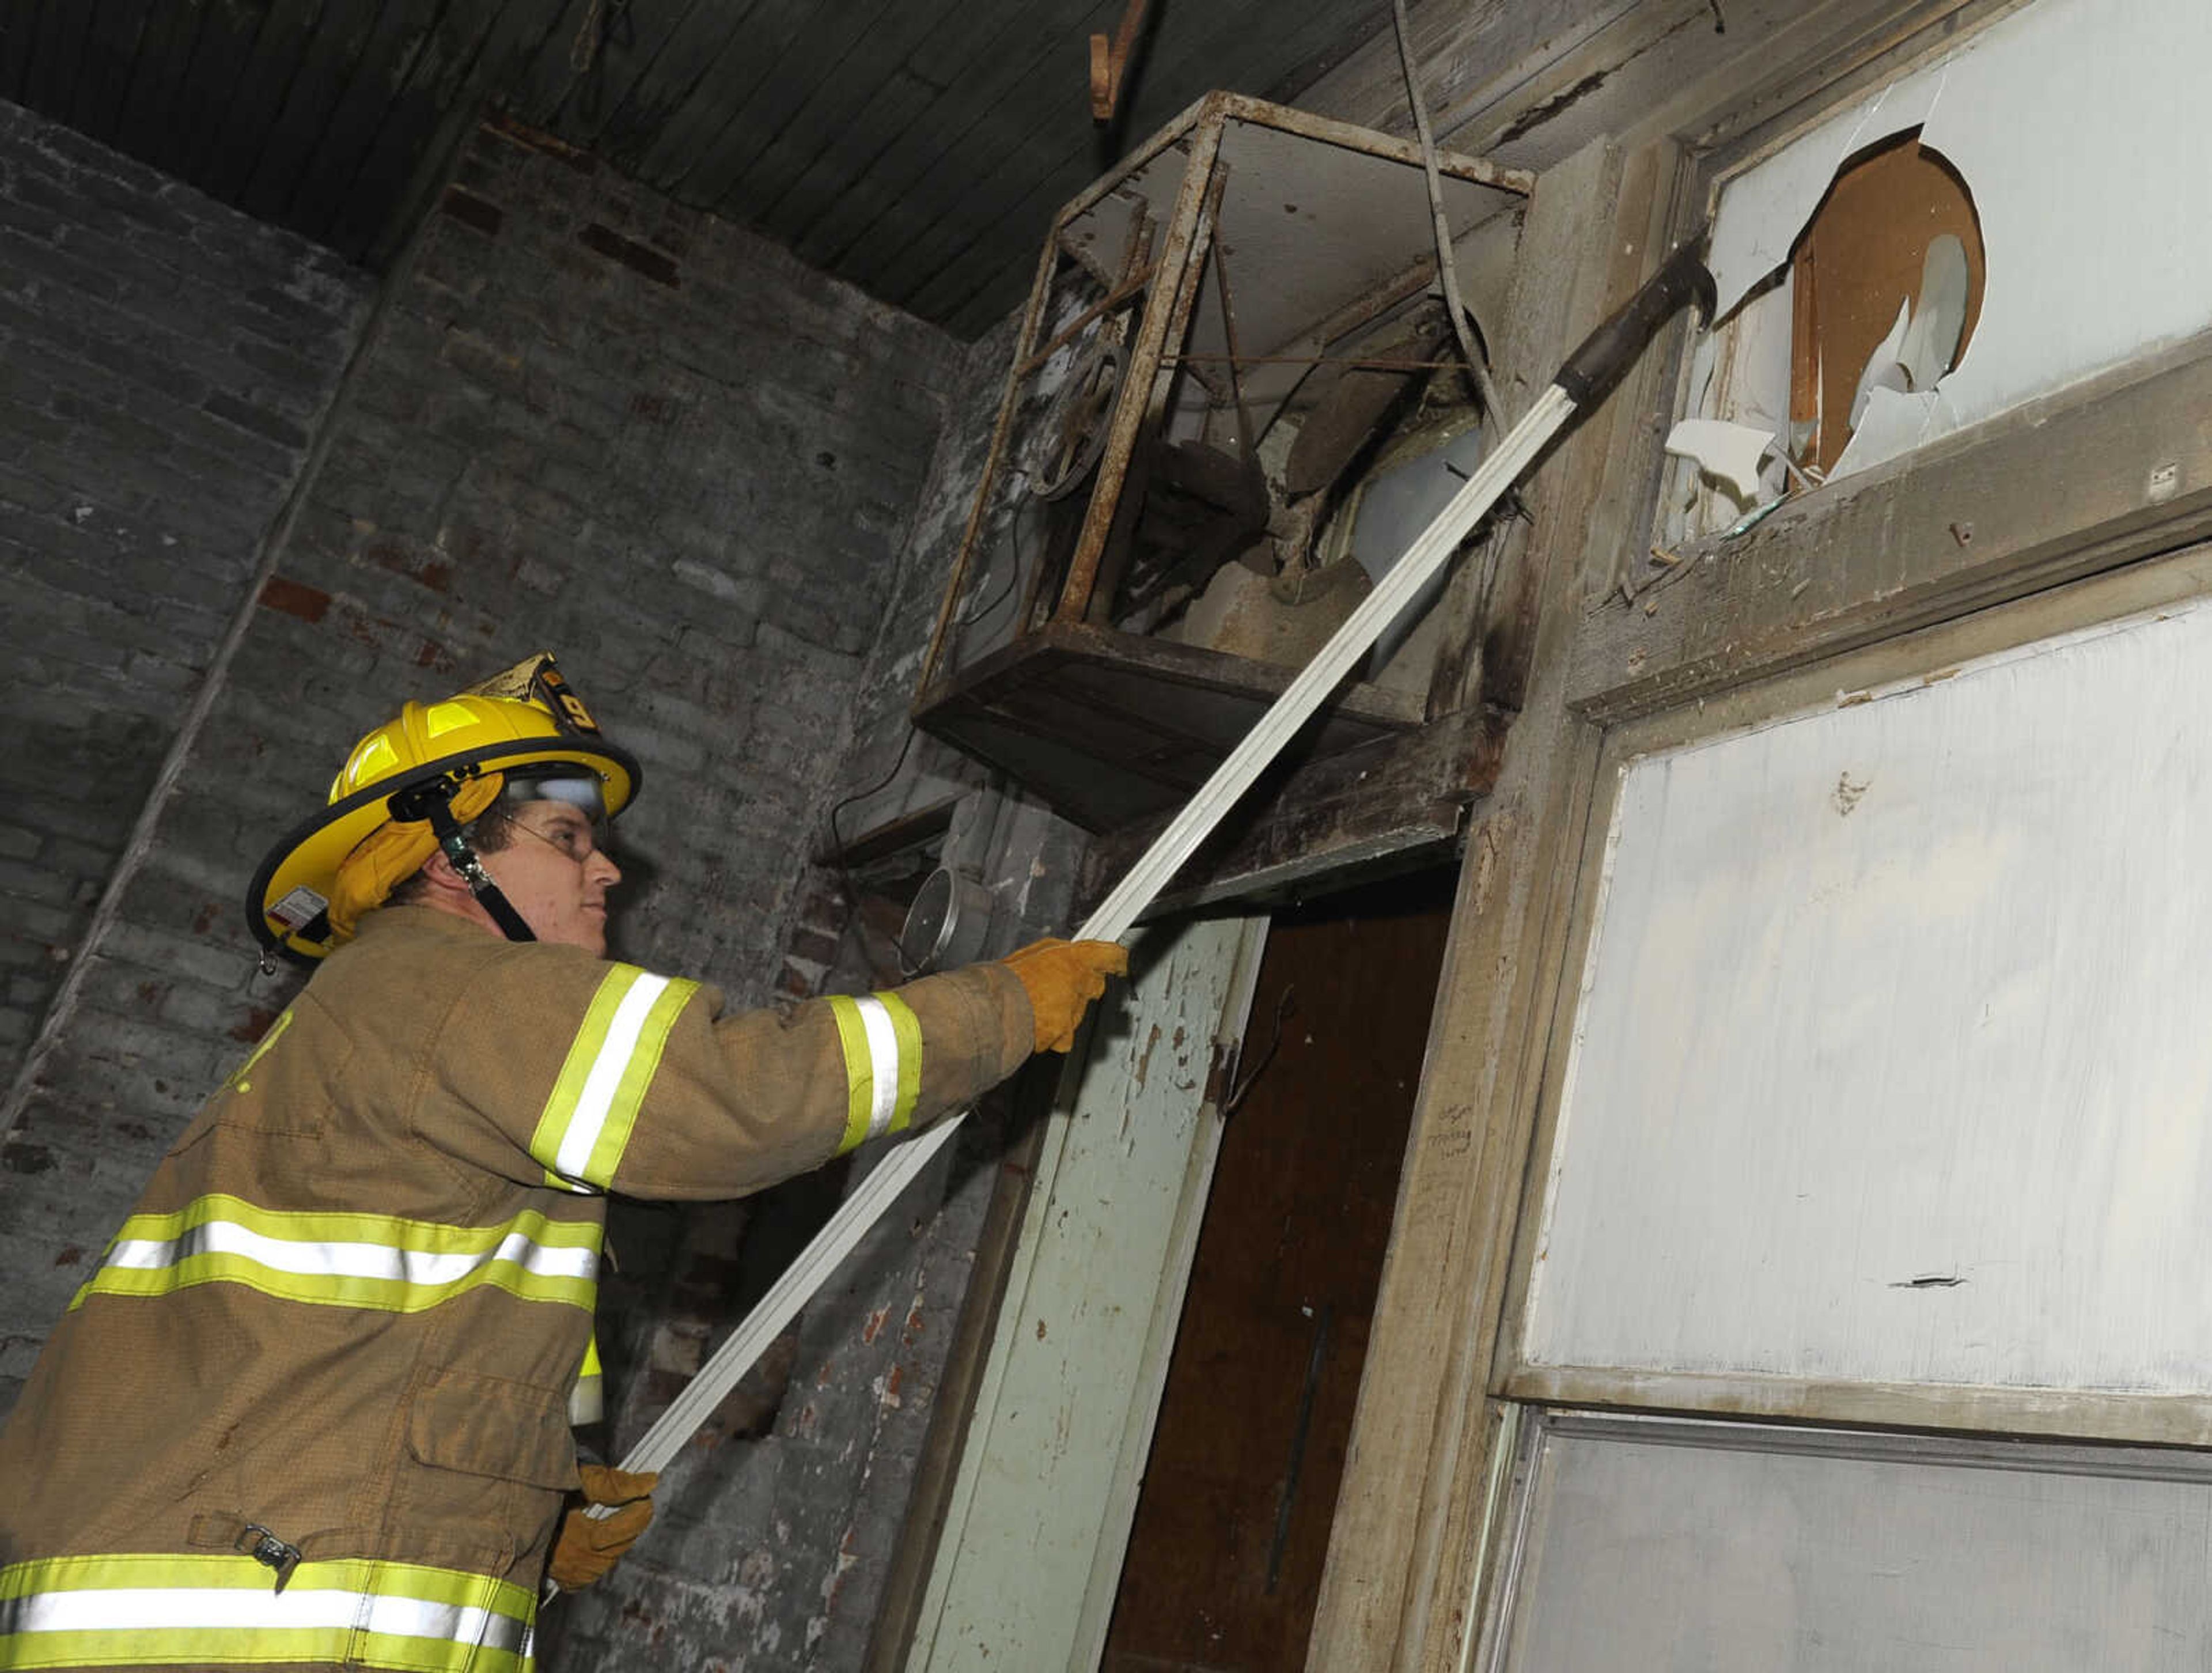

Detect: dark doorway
1100,866,1457,1672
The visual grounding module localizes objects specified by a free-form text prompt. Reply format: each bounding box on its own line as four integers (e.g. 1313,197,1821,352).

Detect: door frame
900,913,1269,1672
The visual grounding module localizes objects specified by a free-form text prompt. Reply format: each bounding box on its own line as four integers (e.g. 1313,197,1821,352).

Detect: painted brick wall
550,317,1096,1671
0,118,961,1417
0,109,1088,1673
0,97,370,1097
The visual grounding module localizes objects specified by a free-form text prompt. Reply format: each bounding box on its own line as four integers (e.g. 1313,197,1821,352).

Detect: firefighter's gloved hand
548,1464,658,1591
1001,938,1130,1053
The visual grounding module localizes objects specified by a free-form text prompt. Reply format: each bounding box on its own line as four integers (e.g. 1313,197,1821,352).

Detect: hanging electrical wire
1390,0,1508,427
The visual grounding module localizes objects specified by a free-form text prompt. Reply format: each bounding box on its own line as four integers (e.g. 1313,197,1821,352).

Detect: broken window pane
1666,0,2212,543
1787,128,1984,477
1666,131,1986,538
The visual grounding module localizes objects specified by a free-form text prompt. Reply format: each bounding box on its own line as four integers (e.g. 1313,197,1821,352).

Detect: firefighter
0,656,1126,1672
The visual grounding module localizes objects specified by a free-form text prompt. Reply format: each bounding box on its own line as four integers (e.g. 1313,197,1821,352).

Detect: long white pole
604,381,1578,1489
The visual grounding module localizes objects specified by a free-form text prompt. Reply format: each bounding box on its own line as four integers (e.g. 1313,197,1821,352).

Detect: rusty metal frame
914,90,1532,706
1056,116,1226,624
916,223,1065,697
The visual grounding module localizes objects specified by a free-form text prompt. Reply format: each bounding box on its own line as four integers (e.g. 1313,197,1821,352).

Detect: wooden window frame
1306,3,2212,1668
1502,536,2212,1448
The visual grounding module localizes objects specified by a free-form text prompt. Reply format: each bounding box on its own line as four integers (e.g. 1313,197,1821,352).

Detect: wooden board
1571,325,2212,726
272,0,448,238
906,916,1263,1673
1789,129,1984,474
166,0,281,183
59,0,155,139
495,0,594,129
23,0,97,122
108,0,208,166
326,0,526,258
236,0,396,225
914,621,1426,831
718,0,978,231
1302,134,1635,1673
1303,0,1963,174
1075,706,1499,918
198,0,346,205
501,0,725,146
1484,136,1681,710
681,0,925,215
0,3,36,104
1531,592,2212,1398
754,64,946,250
785,0,1108,275
1496,532,2212,1452
623,0,832,188
753,0,1036,249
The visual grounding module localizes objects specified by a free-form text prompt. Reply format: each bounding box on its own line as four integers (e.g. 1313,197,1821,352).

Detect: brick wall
0,117,961,1417
0,108,1090,1673
0,97,370,1097
552,317,1096,1671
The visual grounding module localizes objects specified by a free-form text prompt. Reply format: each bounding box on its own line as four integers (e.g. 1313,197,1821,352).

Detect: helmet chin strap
402,784,538,944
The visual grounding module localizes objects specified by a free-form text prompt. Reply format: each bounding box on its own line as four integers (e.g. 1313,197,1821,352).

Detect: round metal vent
899,866,995,974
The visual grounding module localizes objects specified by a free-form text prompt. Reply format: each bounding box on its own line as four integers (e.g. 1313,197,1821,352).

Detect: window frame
1497,536,2212,1445
1474,1405,2212,1673
1306,5,2212,1665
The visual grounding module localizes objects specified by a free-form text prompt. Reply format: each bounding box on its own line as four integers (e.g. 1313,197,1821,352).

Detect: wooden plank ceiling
1,0,1395,336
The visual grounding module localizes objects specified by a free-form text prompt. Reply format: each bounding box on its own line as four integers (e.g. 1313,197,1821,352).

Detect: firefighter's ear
416,849,475,900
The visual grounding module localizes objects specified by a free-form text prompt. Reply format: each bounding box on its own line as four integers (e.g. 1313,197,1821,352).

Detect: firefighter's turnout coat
0,905,1033,1672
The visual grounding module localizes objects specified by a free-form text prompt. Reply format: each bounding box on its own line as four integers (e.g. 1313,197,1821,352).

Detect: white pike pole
588,229,1714,1524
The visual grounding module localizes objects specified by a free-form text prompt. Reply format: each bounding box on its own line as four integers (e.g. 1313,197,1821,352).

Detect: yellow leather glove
1001,938,1130,1053
547,1464,658,1591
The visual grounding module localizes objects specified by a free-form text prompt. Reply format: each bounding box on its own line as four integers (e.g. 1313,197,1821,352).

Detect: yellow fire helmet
248,654,641,965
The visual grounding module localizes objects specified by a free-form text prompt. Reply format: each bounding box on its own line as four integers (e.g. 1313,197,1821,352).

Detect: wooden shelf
913,622,1424,831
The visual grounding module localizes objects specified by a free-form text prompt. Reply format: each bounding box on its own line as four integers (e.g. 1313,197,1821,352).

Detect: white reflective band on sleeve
553,973,671,1183
567,1373,604,1427
854,996,903,1144
100,1222,598,1288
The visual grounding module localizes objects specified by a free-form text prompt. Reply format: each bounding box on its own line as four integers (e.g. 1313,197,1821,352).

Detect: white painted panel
1501,1418,2212,1671
1525,595,2212,1391
910,915,1263,1673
